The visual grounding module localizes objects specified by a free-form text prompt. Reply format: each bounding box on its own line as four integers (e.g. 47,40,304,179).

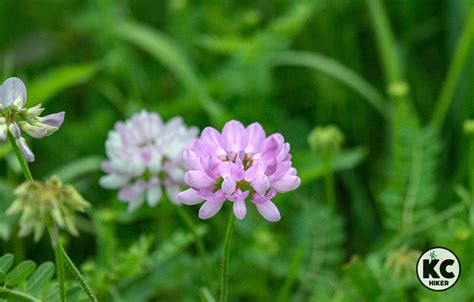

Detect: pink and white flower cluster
100,111,198,211
177,120,300,222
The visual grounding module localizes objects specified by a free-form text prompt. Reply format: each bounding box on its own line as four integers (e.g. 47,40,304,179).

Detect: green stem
366,0,402,85
0,287,41,302
7,133,33,181
60,244,98,302
53,242,66,302
469,135,474,226
431,7,474,127
325,173,336,213
324,156,336,213
219,212,235,302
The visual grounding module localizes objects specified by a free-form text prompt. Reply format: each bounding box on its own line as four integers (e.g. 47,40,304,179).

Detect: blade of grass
270,51,390,119
431,7,474,127
28,63,98,106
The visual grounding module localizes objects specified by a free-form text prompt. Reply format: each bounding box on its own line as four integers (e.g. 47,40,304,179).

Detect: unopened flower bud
464,120,474,136
308,124,345,154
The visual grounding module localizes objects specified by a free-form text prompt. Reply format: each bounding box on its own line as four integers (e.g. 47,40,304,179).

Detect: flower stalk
219,211,235,302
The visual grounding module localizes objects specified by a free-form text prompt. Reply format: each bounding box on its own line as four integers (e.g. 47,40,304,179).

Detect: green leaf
0,254,14,274
5,260,36,287
378,126,442,231
200,287,216,302
66,286,82,302
43,283,59,301
47,156,103,182
26,262,55,295
114,20,229,126
28,63,98,106
295,148,367,183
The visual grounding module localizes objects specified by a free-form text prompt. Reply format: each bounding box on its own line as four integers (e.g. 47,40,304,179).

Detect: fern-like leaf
379,125,442,231
0,254,57,302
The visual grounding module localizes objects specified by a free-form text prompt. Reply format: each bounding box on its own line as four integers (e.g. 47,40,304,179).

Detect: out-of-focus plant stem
325,156,336,213
173,200,212,279
219,211,235,302
52,237,66,302
468,128,474,226
431,7,474,128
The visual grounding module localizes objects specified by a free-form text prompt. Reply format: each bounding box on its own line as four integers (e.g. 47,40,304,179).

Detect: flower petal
221,177,236,195
260,134,283,160
165,185,181,204
39,112,65,128
100,174,129,189
18,121,48,138
1,77,27,107
16,137,34,162
184,170,214,188
245,123,265,155
183,149,200,170
146,186,162,206
177,188,203,205
256,200,281,222
199,201,224,219
221,120,248,154
233,199,247,220
9,122,21,139
271,175,301,192
251,173,270,195
0,123,7,140
197,127,226,157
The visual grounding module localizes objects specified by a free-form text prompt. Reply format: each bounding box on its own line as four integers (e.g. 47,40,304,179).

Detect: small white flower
0,77,65,162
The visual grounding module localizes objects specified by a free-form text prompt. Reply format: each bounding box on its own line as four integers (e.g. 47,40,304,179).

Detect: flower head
6,176,90,243
100,111,198,211
177,120,300,222
0,77,65,161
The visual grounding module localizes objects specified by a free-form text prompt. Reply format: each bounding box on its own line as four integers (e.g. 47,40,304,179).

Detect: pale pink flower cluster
177,120,300,222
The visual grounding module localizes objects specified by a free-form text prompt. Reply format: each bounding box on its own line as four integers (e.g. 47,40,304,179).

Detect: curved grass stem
431,7,474,127
60,244,98,302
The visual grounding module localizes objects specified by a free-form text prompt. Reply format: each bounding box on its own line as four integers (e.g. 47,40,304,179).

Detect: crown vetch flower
0,77,65,162
177,120,300,222
100,111,198,211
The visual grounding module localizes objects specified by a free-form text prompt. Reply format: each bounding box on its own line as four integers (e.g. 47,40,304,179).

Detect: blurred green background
0,0,473,301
